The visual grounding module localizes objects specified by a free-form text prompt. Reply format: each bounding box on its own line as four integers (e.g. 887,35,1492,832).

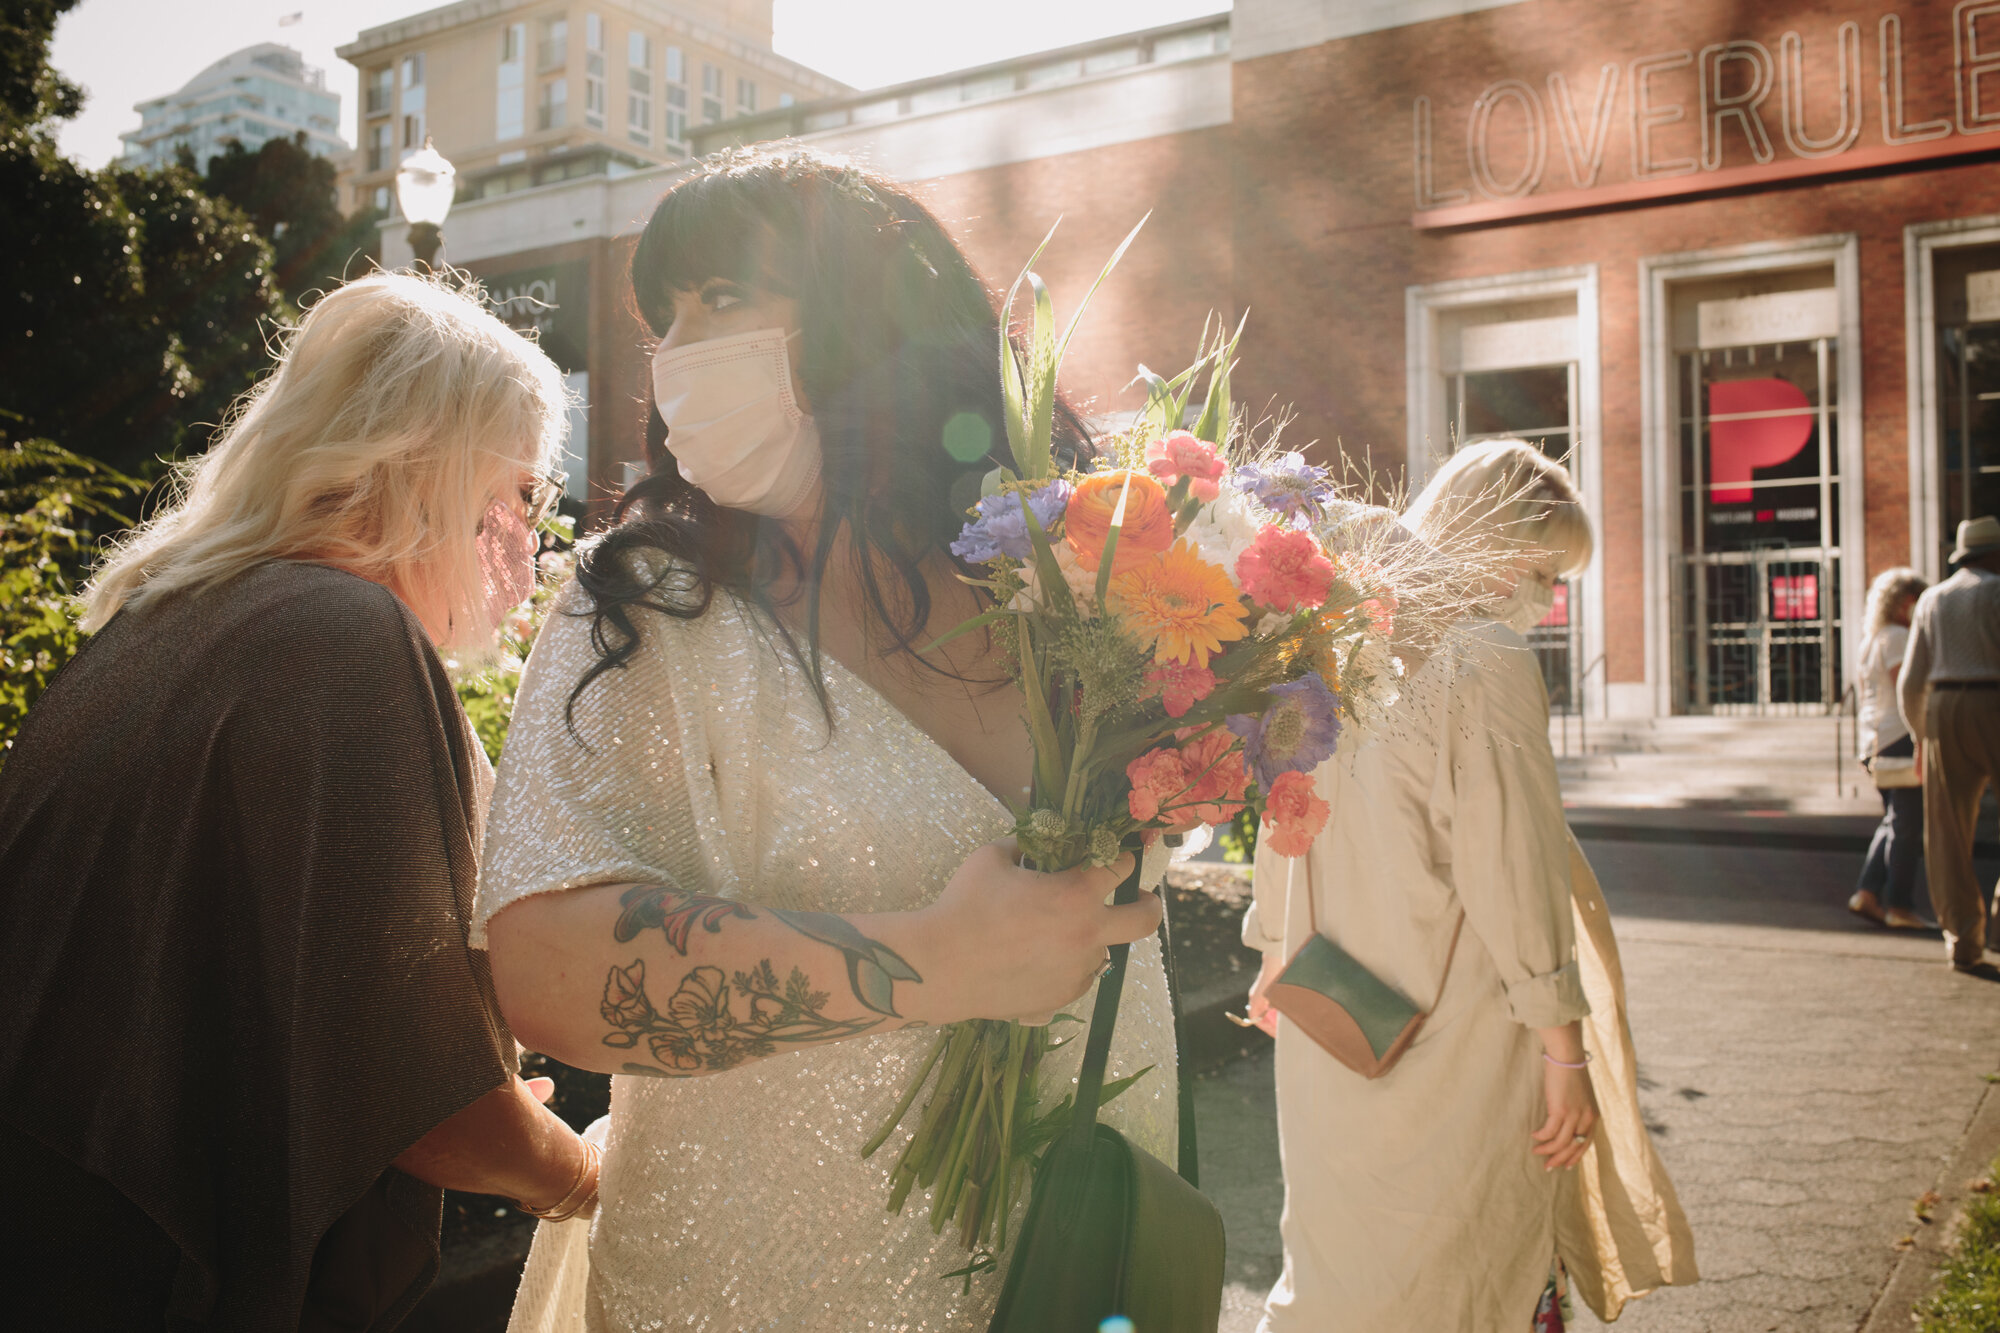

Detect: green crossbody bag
1266,858,1464,1078
988,857,1225,1333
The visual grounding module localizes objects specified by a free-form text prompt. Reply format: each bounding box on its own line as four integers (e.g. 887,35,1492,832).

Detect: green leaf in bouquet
998,220,1061,479
1017,618,1069,812
1191,310,1249,446
918,607,1013,656
1052,211,1149,389
1018,495,1078,623
1018,1064,1155,1158
1027,272,1058,481
1090,469,1136,610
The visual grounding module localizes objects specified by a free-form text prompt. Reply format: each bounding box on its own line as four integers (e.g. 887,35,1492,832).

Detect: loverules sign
1413,2,2000,229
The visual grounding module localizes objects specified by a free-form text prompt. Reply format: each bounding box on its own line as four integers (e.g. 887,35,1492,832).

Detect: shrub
0,437,141,768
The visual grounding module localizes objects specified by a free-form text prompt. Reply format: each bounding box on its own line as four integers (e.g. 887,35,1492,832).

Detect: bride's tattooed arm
482,842,1155,1079
603,887,922,1078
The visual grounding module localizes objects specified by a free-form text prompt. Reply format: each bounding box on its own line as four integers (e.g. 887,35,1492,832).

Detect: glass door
1448,363,1583,709
1938,323,2000,564
1673,338,1841,713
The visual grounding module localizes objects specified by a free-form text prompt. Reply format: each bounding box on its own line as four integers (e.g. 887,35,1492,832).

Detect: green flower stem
862,1029,948,1159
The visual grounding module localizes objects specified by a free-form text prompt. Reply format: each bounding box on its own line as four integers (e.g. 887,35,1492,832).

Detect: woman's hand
910,839,1159,1027
1243,949,1284,1036
1530,1022,1599,1171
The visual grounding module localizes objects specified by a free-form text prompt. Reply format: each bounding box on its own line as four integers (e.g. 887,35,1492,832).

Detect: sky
51,0,1230,168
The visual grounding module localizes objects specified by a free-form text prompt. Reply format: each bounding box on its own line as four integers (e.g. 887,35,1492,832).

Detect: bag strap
1157,874,1200,1186
1064,853,1143,1156
1296,851,1467,1013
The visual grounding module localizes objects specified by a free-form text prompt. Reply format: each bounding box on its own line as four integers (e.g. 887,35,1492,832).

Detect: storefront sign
1968,268,2000,321
1695,288,1840,348
1413,3,2000,229
481,260,589,372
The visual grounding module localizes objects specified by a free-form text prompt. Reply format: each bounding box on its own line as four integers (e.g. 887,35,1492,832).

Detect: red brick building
401,0,2000,724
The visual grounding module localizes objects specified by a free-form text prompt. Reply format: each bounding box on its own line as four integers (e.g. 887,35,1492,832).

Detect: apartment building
335,0,846,214
118,43,345,172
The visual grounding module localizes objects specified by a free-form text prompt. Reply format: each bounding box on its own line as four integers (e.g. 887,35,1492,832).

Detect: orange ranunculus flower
1109,539,1250,668
1063,470,1175,574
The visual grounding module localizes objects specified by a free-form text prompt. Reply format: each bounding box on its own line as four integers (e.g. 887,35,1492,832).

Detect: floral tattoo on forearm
604,886,923,1077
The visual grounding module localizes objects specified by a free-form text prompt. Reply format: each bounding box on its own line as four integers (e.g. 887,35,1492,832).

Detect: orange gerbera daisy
1109,540,1250,668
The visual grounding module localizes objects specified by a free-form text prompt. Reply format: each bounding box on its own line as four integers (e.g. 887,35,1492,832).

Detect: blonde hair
1401,439,1594,578
83,272,568,649
1863,566,1927,641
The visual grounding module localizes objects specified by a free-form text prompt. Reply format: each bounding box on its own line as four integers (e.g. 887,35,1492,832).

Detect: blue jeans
1859,735,1926,913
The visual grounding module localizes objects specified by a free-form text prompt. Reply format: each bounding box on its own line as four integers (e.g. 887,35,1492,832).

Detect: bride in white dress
474,148,1180,1330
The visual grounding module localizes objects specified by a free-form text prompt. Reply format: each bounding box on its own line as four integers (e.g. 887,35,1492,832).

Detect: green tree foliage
204,134,381,308
0,0,83,131
0,10,288,480
0,435,142,766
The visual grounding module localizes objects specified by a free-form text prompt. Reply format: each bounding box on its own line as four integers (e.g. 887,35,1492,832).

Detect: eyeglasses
521,470,567,528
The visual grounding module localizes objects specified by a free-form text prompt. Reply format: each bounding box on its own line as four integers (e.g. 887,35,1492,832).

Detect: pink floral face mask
477,497,538,631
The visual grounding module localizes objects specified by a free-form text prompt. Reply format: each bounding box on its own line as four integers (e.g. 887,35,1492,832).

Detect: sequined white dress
473,573,1179,1332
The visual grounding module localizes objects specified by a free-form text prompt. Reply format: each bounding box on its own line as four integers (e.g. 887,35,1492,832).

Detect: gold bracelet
518,1140,600,1222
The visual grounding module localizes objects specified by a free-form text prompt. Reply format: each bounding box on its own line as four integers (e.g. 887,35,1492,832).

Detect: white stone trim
1903,214,2000,581
1636,234,1864,718
1232,0,1533,63
766,53,1231,181
1404,264,1606,716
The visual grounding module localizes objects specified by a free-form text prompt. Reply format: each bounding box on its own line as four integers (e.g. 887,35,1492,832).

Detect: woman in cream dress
1246,442,1696,1330
474,149,1179,1331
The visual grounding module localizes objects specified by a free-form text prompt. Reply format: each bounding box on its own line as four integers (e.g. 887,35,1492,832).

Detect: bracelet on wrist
518,1140,600,1222
1542,1051,1591,1070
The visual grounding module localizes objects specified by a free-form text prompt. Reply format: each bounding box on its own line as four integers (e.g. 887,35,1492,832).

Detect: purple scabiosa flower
1226,673,1342,788
950,480,1073,563
1234,453,1334,522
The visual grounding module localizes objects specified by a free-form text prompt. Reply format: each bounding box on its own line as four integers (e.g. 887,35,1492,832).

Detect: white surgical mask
650,327,821,517
1492,573,1557,634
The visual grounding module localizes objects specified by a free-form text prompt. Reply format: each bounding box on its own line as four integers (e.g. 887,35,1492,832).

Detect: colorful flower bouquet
862,222,1417,1256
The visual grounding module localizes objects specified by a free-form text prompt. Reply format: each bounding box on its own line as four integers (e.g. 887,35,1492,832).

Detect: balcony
365,85,391,116
538,101,567,132
538,38,567,72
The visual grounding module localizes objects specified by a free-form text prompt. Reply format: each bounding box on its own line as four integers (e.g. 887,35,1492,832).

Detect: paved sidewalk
1197,823,2000,1333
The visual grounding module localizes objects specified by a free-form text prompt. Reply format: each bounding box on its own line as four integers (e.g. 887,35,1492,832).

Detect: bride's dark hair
567,147,1092,724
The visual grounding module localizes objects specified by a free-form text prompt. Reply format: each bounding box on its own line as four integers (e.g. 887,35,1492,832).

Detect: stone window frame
1405,264,1607,716
1637,234,1864,719
1904,215,2000,582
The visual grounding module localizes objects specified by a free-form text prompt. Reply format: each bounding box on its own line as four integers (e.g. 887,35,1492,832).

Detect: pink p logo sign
1708,379,1812,504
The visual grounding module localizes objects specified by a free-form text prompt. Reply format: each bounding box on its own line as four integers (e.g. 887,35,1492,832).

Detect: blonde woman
0,273,594,1329
1851,567,1930,927
1245,441,1694,1330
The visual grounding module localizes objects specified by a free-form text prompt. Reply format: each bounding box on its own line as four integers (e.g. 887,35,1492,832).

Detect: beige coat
1246,622,1695,1329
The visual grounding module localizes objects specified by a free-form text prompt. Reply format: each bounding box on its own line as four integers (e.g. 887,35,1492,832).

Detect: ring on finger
1571,1133,1590,1145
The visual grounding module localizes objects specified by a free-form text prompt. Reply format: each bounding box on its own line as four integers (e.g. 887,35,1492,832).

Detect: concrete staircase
1548,714,1880,815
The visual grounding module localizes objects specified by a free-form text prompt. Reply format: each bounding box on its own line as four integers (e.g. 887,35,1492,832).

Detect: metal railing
1554,653,1606,759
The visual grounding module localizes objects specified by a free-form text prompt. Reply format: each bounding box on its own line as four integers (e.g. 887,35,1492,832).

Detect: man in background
1901,516,2000,973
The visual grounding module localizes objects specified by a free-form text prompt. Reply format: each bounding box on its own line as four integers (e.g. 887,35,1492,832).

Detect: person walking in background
1900,517,2000,974
1851,568,1930,929
1244,441,1695,1331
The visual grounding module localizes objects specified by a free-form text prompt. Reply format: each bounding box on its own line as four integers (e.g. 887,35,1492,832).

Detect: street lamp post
394,138,456,271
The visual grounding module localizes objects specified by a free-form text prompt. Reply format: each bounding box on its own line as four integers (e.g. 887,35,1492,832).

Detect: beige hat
1950,515,2000,565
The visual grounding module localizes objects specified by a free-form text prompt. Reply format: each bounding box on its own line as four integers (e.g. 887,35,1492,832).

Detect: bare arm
393,1075,587,1209
487,840,1158,1078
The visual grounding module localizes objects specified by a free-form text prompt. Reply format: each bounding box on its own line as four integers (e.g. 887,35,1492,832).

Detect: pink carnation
1125,746,1191,823
1145,661,1218,718
1262,769,1330,857
1124,728,1252,827
1236,524,1335,613
1145,431,1227,503
1173,726,1252,825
